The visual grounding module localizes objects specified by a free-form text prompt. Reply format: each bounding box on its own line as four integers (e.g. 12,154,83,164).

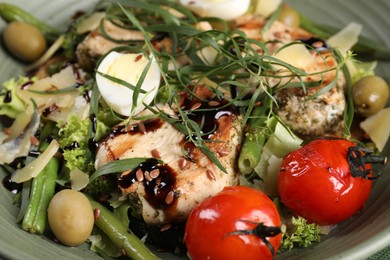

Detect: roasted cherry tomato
278,138,386,225
185,186,282,260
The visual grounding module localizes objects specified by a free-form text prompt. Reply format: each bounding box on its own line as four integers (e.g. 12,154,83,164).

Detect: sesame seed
136,168,144,182
165,191,175,205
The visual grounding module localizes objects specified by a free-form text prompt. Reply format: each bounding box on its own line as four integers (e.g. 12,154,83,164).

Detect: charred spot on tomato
347,146,387,180
226,219,282,256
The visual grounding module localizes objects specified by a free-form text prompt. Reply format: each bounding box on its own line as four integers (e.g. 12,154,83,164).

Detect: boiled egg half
96,51,161,116
180,0,250,21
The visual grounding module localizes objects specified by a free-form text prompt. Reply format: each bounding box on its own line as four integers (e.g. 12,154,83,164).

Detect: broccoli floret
280,216,321,251
85,176,118,198
0,76,28,118
58,113,116,199
95,119,110,141
58,113,94,173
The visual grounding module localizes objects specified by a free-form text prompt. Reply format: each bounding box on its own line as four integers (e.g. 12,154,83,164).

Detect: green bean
21,171,45,232
32,158,58,233
238,98,271,175
0,3,59,42
88,198,161,260
238,130,267,175
22,157,58,234
16,180,31,223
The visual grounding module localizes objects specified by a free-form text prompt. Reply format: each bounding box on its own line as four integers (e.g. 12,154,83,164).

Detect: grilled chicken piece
76,19,145,71
236,14,346,137
274,50,346,137
95,88,242,225
76,18,173,71
235,15,312,54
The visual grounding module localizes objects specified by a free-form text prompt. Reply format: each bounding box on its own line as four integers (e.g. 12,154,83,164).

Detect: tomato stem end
348,146,387,180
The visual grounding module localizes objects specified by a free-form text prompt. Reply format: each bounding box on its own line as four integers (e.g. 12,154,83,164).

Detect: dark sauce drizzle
42,104,59,117
300,37,330,52
180,97,237,140
2,175,22,194
83,90,91,103
20,81,34,90
3,90,12,103
104,118,164,141
100,93,237,212
28,151,41,157
88,114,99,153
118,159,177,209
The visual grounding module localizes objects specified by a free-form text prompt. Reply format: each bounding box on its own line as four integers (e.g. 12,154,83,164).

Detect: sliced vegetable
252,117,302,196
262,118,302,158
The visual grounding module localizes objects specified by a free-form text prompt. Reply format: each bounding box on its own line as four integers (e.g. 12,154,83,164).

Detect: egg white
180,0,251,21
96,51,161,116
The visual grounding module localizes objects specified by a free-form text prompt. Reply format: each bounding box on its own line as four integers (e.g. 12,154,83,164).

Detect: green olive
48,189,94,247
277,4,300,28
3,21,47,62
352,75,390,117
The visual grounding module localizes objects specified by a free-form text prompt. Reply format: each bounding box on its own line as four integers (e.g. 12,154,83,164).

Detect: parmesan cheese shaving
327,22,362,55
255,0,282,17
360,107,390,152
11,139,60,183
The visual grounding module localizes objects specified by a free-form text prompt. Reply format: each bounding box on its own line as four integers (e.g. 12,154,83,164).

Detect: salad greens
281,216,321,251
0,0,388,259
0,76,28,118
58,114,94,173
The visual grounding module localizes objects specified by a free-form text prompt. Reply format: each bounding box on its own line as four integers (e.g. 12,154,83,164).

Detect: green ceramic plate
0,0,389,259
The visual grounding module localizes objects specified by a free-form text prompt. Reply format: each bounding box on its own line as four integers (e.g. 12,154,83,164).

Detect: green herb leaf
90,158,163,183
